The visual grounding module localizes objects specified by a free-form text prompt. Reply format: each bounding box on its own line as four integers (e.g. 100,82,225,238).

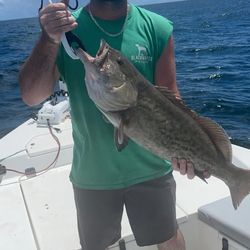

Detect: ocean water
0,0,249,148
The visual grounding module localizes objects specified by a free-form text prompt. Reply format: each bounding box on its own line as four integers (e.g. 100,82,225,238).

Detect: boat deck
0,119,249,250
0,164,231,250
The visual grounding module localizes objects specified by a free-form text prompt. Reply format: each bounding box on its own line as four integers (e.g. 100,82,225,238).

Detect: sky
0,0,179,21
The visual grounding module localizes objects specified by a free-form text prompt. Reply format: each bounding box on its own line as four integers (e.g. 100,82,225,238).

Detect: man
19,0,209,249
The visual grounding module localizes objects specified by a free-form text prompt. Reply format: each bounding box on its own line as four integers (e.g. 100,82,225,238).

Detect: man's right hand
39,0,78,44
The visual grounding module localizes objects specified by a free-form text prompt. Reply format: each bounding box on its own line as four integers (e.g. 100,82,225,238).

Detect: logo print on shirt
131,44,153,63
136,44,147,56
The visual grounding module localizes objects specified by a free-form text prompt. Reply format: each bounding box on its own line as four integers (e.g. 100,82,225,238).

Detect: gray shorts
73,173,177,250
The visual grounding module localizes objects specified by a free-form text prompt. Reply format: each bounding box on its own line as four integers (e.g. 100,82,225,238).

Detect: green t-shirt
57,4,173,189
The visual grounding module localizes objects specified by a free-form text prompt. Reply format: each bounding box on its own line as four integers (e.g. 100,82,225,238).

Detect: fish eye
117,58,124,66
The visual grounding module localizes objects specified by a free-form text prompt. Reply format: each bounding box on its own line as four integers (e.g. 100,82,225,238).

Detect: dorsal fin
155,86,180,100
155,86,232,162
155,86,199,121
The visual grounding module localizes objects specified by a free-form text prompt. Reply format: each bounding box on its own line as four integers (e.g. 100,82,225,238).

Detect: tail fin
228,164,250,210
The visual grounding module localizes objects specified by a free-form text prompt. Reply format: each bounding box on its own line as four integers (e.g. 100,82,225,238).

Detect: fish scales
122,82,219,171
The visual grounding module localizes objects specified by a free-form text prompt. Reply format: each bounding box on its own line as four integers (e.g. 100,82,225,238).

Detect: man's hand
39,0,78,44
172,158,211,180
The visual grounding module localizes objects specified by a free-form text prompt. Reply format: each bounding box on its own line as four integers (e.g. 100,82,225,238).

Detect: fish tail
228,164,250,210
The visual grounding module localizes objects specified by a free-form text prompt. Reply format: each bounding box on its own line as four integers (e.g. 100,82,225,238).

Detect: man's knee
157,229,186,250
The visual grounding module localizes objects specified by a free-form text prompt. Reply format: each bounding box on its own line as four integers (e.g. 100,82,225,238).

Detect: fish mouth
95,40,110,65
75,40,109,66
75,47,94,64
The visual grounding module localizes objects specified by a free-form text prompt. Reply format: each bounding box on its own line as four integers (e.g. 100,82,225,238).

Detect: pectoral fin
114,120,129,152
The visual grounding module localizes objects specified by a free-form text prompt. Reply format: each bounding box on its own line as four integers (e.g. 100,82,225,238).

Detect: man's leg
73,185,124,250
124,173,179,247
157,229,186,250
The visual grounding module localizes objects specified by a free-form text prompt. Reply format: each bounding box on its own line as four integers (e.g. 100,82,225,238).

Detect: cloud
0,0,4,7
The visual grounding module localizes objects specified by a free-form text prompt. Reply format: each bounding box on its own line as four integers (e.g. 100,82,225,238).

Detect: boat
0,84,249,250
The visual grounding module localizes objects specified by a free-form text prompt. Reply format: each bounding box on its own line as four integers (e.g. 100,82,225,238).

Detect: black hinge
222,237,229,250
119,239,126,250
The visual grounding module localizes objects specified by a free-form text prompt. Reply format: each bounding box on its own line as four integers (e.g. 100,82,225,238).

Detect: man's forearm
19,32,60,106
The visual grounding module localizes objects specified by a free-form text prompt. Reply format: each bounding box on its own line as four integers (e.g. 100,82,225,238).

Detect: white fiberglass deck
0,118,249,250
0,163,246,250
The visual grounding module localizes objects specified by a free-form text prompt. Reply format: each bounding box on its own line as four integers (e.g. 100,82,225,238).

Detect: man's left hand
172,158,211,180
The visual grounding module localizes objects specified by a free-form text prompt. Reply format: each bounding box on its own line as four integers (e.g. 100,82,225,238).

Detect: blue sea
0,0,249,148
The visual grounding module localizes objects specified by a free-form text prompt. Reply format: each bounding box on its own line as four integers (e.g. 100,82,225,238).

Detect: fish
75,40,250,209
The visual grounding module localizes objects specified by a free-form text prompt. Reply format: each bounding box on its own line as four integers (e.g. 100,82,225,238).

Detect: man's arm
155,35,179,95
19,34,60,106
19,1,77,106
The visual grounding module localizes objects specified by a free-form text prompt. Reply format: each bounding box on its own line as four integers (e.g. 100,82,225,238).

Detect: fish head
76,40,138,112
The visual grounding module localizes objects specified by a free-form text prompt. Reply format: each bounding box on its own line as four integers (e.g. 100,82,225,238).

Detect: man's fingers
41,13,77,44
42,14,76,29
171,158,187,174
49,22,78,35
179,159,187,175
172,158,179,171
40,10,71,25
172,157,210,180
51,10,72,21
53,17,77,29
172,158,188,175
58,22,78,33
61,0,70,5
186,162,195,179
203,171,211,179
39,3,67,16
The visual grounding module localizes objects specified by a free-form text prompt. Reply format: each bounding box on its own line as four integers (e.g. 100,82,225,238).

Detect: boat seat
198,196,250,249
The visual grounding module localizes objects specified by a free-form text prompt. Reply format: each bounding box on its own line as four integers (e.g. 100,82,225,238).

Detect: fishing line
39,0,79,11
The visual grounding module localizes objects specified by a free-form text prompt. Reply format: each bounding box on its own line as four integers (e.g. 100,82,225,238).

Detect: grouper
75,40,250,209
